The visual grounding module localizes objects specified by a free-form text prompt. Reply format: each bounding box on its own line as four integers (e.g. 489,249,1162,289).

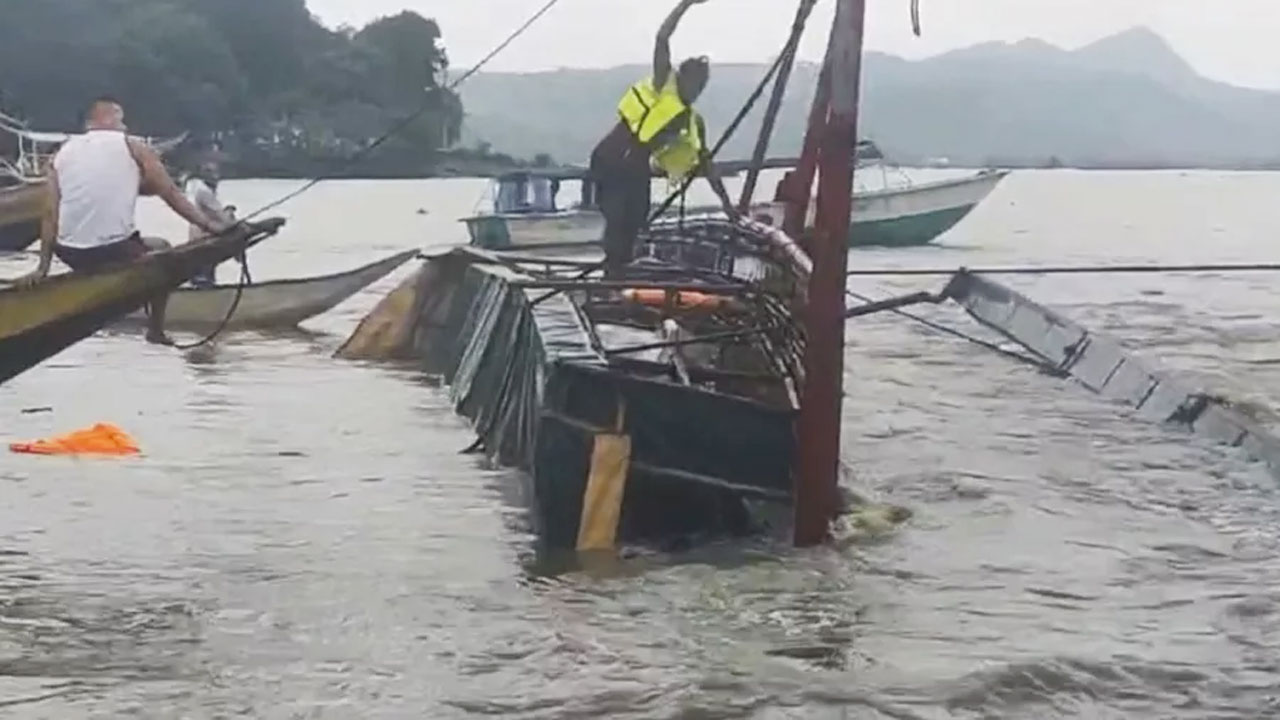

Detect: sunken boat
339,214,812,551
0,217,285,385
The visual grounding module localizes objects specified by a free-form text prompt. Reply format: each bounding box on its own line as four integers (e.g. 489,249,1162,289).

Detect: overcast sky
307,0,1280,90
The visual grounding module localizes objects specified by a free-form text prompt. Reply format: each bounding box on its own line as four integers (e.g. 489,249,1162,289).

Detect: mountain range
456,28,1280,168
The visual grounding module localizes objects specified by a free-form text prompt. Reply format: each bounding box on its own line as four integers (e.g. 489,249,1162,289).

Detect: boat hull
464,212,605,250
122,249,416,329
846,170,1008,247
849,204,977,247
338,221,805,552
0,182,45,252
0,220,284,385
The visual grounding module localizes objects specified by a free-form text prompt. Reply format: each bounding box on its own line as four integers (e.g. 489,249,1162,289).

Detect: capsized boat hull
122,249,416,329
339,218,810,551
0,181,45,252
0,219,284,385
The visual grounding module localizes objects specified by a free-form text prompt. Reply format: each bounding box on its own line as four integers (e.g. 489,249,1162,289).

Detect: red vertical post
776,58,831,247
793,0,866,547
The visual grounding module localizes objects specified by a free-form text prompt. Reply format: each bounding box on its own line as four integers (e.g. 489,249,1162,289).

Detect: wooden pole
792,0,866,547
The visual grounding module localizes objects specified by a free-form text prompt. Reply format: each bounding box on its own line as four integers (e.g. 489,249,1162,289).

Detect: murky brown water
3,170,1280,718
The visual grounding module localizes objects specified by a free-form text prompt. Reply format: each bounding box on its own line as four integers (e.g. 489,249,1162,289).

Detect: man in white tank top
17,97,229,345
183,157,236,288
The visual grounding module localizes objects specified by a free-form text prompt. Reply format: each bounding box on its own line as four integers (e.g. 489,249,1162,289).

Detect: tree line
0,0,522,177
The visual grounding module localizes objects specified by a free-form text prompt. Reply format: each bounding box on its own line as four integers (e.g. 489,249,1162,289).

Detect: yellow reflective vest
617,76,704,181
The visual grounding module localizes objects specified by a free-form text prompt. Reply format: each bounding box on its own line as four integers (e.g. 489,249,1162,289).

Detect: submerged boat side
946,271,1280,477
340,218,808,551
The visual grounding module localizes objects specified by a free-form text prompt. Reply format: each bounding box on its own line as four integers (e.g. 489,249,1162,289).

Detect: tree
0,1,474,175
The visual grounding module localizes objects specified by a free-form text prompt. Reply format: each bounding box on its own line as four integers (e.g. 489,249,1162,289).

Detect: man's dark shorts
53,233,159,272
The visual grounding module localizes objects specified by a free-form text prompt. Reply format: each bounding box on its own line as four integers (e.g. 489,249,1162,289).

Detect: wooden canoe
0,181,44,252
0,218,285,385
124,249,417,329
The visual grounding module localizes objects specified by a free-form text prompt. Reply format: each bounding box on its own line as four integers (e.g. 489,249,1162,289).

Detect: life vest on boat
622,288,730,311
617,76,704,182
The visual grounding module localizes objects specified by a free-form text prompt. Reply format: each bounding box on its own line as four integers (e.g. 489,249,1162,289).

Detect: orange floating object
10,423,141,456
621,288,731,310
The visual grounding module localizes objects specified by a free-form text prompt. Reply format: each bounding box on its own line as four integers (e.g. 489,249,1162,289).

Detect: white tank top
54,130,140,248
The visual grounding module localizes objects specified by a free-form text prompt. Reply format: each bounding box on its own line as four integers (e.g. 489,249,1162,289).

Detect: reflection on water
2,171,1280,717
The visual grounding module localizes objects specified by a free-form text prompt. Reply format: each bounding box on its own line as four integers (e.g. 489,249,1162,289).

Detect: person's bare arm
654,0,708,86
127,138,226,238
15,172,60,287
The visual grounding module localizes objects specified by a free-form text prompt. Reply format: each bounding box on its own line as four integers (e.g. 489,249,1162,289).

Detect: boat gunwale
459,209,595,224
168,248,418,295
851,168,1010,201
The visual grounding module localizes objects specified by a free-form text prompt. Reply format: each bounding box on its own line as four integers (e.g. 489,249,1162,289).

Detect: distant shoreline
215,161,1280,181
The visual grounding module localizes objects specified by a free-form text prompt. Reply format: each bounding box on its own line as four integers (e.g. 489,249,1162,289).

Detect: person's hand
13,266,49,289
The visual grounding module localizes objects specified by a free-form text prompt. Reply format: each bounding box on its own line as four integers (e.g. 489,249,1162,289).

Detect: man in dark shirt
590,0,734,278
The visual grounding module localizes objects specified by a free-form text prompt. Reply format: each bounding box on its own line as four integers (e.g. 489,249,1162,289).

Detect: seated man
184,157,237,288
17,96,228,344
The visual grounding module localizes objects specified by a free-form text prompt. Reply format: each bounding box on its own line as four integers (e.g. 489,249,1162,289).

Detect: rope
171,256,251,351
845,261,1280,278
167,0,565,348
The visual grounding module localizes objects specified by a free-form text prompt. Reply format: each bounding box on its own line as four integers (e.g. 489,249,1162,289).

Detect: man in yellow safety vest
589,0,735,278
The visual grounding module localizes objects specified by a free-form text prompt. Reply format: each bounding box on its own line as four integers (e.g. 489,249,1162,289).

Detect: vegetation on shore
0,0,547,178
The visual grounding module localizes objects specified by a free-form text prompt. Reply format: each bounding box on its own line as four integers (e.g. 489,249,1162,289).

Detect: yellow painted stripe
576,433,632,552
0,264,164,338
334,266,423,360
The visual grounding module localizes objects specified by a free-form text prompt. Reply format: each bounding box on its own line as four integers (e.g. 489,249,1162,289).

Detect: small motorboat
461,156,1009,253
